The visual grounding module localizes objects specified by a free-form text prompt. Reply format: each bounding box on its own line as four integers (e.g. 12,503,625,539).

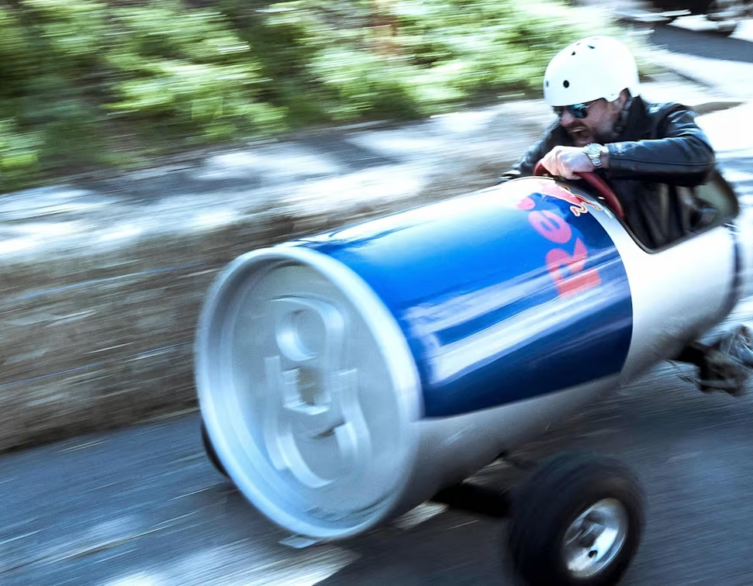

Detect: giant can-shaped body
195,176,737,540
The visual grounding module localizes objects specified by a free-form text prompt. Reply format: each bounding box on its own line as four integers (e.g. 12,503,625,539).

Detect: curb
693,99,747,115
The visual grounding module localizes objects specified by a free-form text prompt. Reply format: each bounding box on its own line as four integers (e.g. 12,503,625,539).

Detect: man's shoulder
643,99,696,119
638,99,702,137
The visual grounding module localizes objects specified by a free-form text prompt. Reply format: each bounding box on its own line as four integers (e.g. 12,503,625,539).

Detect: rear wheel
706,0,747,34
507,452,644,586
714,21,739,35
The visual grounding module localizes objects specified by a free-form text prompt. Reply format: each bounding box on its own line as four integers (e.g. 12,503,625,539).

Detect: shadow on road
648,21,753,64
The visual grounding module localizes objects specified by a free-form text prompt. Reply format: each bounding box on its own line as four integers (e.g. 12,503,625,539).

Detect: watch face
585,144,601,165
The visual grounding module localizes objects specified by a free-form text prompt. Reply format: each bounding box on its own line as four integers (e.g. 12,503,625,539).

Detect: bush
0,0,639,193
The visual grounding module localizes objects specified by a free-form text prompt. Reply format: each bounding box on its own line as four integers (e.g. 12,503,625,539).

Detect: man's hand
540,146,596,180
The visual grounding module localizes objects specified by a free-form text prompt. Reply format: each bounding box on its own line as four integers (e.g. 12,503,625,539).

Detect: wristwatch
584,143,607,168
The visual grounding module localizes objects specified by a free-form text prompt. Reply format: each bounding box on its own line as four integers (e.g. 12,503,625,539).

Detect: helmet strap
613,93,633,137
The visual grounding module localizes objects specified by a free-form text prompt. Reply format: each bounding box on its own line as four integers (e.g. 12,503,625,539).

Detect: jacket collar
615,95,651,142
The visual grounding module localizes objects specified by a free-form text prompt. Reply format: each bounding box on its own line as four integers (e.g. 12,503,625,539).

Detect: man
497,35,717,250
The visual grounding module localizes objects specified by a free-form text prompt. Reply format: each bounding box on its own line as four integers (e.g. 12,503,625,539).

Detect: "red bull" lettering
513,181,603,298
538,183,602,217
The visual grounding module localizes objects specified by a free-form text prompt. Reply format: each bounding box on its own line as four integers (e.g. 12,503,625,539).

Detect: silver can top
195,246,422,539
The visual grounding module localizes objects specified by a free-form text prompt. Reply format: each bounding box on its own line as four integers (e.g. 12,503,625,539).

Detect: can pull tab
262,296,372,491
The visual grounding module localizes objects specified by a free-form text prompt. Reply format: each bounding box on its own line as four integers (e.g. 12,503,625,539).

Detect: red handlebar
533,162,625,220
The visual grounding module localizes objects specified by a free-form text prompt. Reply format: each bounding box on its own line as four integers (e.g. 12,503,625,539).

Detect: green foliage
0,0,640,193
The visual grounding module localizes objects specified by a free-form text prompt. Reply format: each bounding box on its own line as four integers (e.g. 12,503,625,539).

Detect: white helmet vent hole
563,80,570,88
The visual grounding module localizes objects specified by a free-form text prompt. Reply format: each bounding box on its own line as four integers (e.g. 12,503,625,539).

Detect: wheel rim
562,498,629,579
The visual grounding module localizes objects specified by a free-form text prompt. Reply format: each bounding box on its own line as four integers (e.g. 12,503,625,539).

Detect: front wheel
201,421,229,478
507,452,644,586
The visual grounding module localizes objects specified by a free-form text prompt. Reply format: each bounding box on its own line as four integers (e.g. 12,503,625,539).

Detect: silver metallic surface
563,498,629,579
194,247,422,539
593,209,737,382
403,376,621,503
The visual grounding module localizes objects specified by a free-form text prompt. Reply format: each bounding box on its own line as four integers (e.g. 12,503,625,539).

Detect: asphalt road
644,14,753,101
2,18,753,586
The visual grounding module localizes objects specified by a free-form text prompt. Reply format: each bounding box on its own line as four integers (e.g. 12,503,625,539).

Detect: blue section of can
297,178,633,418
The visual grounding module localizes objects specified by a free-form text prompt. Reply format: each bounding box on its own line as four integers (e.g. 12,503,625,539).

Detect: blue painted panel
298,177,633,417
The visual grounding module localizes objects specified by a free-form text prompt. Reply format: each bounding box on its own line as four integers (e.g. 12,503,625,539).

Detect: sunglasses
552,100,598,119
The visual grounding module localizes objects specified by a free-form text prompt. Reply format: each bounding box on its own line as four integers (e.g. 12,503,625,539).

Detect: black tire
201,421,229,478
507,452,644,586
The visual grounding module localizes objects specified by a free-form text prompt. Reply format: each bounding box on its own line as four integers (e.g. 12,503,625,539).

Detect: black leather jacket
497,96,718,249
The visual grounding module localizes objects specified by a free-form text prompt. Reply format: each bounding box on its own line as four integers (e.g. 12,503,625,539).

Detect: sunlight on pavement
391,502,449,531
102,544,360,586
699,103,753,153
430,108,501,135
191,210,239,231
99,225,144,243
672,15,753,40
196,148,345,183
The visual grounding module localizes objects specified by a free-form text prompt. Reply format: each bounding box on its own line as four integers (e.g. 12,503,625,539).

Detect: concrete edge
693,99,747,115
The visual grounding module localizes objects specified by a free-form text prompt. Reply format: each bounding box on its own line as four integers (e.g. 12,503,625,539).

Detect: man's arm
606,105,716,187
496,122,565,184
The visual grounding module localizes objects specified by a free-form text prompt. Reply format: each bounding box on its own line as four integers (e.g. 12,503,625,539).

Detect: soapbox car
194,165,744,585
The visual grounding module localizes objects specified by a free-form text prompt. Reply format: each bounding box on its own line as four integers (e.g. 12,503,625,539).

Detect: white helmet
543,36,640,107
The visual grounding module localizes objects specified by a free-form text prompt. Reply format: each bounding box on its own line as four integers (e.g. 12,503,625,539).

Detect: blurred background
0,0,748,192
0,0,669,192
1,1,753,585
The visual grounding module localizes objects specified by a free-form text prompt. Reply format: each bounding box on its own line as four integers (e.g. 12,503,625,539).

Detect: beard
566,124,618,147
567,126,593,147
